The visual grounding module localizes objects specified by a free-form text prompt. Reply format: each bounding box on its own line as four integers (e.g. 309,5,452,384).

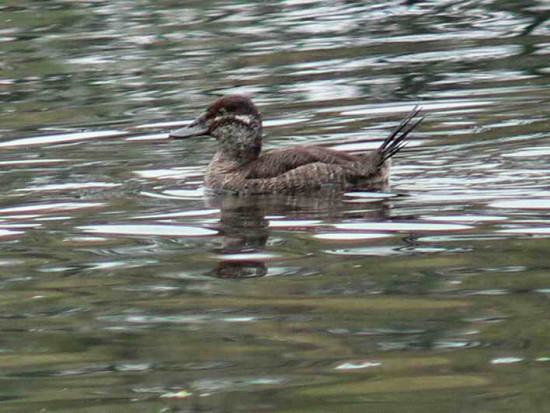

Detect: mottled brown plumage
170,95,422,195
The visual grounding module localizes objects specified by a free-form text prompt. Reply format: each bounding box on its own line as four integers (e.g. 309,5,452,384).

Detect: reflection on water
207,193,385,278
2,0,550,412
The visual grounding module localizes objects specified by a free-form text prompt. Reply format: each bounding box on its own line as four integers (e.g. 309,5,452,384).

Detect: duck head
170,95,263,162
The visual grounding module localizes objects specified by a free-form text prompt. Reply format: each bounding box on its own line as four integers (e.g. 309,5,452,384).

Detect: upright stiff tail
377,106,423,166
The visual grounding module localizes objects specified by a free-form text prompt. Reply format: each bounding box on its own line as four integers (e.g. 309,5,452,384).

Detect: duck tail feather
377,106,423,165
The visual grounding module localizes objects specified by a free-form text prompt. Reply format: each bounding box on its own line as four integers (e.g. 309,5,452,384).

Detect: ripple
133,209,219,219
325,245,463,257
78,224,218,237
0,229,24,237
491,357,524,365
106,313,260,324
16,182,120,193
141,190,205,200
313,233,393,241
335,222,473,232
264,117,310,128
420,215,506,223
133,120,192,129
390,45,521,64
135,167,204,180
215,253,280,261
125,133,168,141
340,99,493,116
86,259,158,270
345,192,398,199
0,223,41,229
61,236,110,244
161,189,206,199
499,227,550,235
0,202,104,215
489,199,550,210
269,219,324,229
0,130,127,148
335,361,382,370
501,147,550,158
0,159,67,166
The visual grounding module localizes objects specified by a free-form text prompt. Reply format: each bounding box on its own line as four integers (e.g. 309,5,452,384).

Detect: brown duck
169,95,422,195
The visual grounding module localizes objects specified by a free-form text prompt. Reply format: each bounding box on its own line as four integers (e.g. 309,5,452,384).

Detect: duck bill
169,117,209,139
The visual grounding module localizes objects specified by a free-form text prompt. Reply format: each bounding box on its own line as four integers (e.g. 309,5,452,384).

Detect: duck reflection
210,195,270,279
205,190,391,279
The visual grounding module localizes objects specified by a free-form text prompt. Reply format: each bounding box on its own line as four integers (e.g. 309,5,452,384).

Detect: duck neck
214,122,262,164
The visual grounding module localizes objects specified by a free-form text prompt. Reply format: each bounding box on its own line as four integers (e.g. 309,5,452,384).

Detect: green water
1,1,550,412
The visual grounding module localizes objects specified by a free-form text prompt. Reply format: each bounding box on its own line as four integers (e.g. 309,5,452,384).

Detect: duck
169,95,422,195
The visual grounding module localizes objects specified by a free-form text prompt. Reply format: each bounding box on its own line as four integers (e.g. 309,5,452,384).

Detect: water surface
2,0,550,412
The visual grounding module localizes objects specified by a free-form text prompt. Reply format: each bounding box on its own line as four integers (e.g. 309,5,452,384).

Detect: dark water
2,0,550,411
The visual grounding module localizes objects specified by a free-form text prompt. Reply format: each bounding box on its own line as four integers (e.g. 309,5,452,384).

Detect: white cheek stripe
233,115,254,125
213,114,254,126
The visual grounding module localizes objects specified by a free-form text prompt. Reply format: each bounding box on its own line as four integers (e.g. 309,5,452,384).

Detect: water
2,0,550,411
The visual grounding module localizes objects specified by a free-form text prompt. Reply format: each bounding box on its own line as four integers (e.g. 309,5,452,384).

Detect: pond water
2,0,550,412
